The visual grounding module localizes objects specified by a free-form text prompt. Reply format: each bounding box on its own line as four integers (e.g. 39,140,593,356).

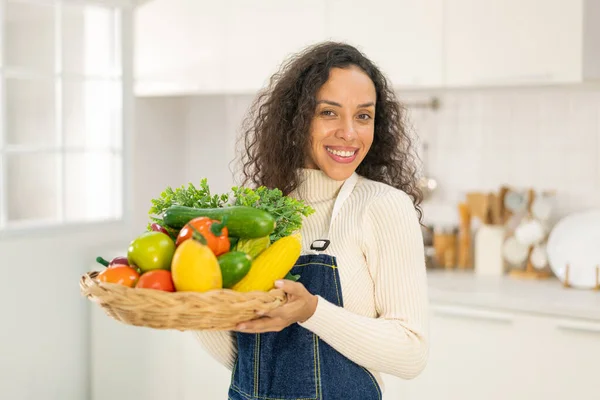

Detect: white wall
0,226,131,400
131,96,188,228
0,96,187,400
183,95,254,192
168,86,600,228
400,86,600,226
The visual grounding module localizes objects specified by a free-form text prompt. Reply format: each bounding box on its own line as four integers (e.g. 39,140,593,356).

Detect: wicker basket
80,271,287,331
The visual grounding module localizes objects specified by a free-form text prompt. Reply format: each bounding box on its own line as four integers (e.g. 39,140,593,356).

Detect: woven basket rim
80,270,287,300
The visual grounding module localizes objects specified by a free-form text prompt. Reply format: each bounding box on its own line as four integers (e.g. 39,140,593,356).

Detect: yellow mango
171,239,222,292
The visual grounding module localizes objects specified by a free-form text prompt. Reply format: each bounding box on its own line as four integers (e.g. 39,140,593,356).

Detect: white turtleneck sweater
195,169,429,390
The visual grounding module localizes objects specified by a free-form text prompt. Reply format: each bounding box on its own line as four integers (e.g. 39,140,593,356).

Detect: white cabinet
223,0,326,93
134,0,600,95
134,0,326,96
443,0,600,87
134,0,228,96
393,304,600,400
400,305,524,400
134,0,444,96
326,0,444,89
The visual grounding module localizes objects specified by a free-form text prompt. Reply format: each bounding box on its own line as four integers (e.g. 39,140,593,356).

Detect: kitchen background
1,0,599,400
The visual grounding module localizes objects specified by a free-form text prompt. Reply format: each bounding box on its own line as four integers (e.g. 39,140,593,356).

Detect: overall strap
310,172,359,252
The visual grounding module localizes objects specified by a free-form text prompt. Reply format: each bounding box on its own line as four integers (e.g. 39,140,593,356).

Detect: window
0,0,132,231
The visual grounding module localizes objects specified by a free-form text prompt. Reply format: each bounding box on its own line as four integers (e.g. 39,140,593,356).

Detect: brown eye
320,110,336,117
358,113,372,120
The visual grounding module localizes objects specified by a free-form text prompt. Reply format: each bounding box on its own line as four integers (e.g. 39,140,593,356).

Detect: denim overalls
228,173,382,400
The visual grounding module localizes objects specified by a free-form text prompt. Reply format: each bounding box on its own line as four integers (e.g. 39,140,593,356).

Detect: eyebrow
317,100,375,108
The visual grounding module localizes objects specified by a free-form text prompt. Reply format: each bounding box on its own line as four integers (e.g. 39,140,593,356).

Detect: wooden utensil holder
509,245,552,279
507,188,553,280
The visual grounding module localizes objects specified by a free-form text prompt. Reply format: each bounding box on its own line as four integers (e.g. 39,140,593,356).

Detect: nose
335,116,358,141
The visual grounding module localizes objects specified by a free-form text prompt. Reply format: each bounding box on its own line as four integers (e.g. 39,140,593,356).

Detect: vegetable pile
94,179,314,293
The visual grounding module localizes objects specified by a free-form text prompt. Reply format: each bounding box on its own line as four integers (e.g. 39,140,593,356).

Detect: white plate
546,209,600,289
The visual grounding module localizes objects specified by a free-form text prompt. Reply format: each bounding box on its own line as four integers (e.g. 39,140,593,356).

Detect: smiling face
305,66,376,181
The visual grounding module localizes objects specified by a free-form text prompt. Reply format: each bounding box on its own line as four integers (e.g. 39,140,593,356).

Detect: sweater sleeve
298,188,429,379
193,330,237,371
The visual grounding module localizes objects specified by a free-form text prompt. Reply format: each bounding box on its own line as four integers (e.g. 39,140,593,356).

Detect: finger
257,302,297,319
275,279,306,296
236,317,286,333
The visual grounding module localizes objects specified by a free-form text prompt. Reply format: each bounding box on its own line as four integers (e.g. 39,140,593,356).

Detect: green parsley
148,179,314,242
230,185,315,242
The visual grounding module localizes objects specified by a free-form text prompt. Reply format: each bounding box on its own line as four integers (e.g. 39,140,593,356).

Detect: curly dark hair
235,41,423,221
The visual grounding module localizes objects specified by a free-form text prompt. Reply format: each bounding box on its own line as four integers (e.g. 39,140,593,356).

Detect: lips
325,146,359,164
326,146,358,157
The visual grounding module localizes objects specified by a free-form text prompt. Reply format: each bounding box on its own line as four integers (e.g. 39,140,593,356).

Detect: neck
294,168,347,203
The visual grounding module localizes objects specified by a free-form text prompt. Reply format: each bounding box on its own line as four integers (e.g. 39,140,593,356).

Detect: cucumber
162,205,276,239
218,251,252,288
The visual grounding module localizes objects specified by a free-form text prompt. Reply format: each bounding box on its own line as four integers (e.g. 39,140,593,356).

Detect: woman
196,41,428,400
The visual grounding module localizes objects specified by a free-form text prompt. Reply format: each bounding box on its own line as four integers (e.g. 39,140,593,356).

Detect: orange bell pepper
176,216,230,256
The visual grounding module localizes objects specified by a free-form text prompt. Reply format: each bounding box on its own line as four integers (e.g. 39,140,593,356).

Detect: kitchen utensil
489,192,503,225
466,192,491,225
514,218,546,247
504,189,528,214
433,226,457,269
531,191,555,221
498,186,510,223
502,236,530,267
546,209,600,289
530,244,548,270
457,202,472,269
475,224,506,276
418,142,437,201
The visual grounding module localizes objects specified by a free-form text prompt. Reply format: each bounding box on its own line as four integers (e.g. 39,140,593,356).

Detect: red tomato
97,265,140,287
135,270,175,292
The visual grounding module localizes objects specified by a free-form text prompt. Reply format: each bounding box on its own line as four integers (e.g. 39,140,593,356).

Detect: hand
235,280,318,333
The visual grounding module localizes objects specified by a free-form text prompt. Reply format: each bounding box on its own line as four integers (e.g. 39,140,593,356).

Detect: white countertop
426,270,600,322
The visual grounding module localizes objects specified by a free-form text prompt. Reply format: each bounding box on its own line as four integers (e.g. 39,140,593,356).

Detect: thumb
274,279,305,296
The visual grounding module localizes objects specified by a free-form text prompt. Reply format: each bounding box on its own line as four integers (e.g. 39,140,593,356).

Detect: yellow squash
232,234,302,292
171,238,222,292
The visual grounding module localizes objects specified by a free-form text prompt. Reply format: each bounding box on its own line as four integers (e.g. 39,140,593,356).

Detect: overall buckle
310,239,330,251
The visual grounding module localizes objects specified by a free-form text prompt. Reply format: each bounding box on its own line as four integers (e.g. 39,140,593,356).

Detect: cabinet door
134,0,228,95
398,304,525,400
521,316,600,399
444,0,583,86
326,0,444,88
224,0,327,93
392,304,600,400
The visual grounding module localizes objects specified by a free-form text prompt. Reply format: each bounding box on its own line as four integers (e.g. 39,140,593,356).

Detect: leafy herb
147,179,314,242
231,185,314,242
147,179,229,230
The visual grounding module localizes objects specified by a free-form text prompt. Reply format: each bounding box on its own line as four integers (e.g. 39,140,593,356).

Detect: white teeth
327,147,356,157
